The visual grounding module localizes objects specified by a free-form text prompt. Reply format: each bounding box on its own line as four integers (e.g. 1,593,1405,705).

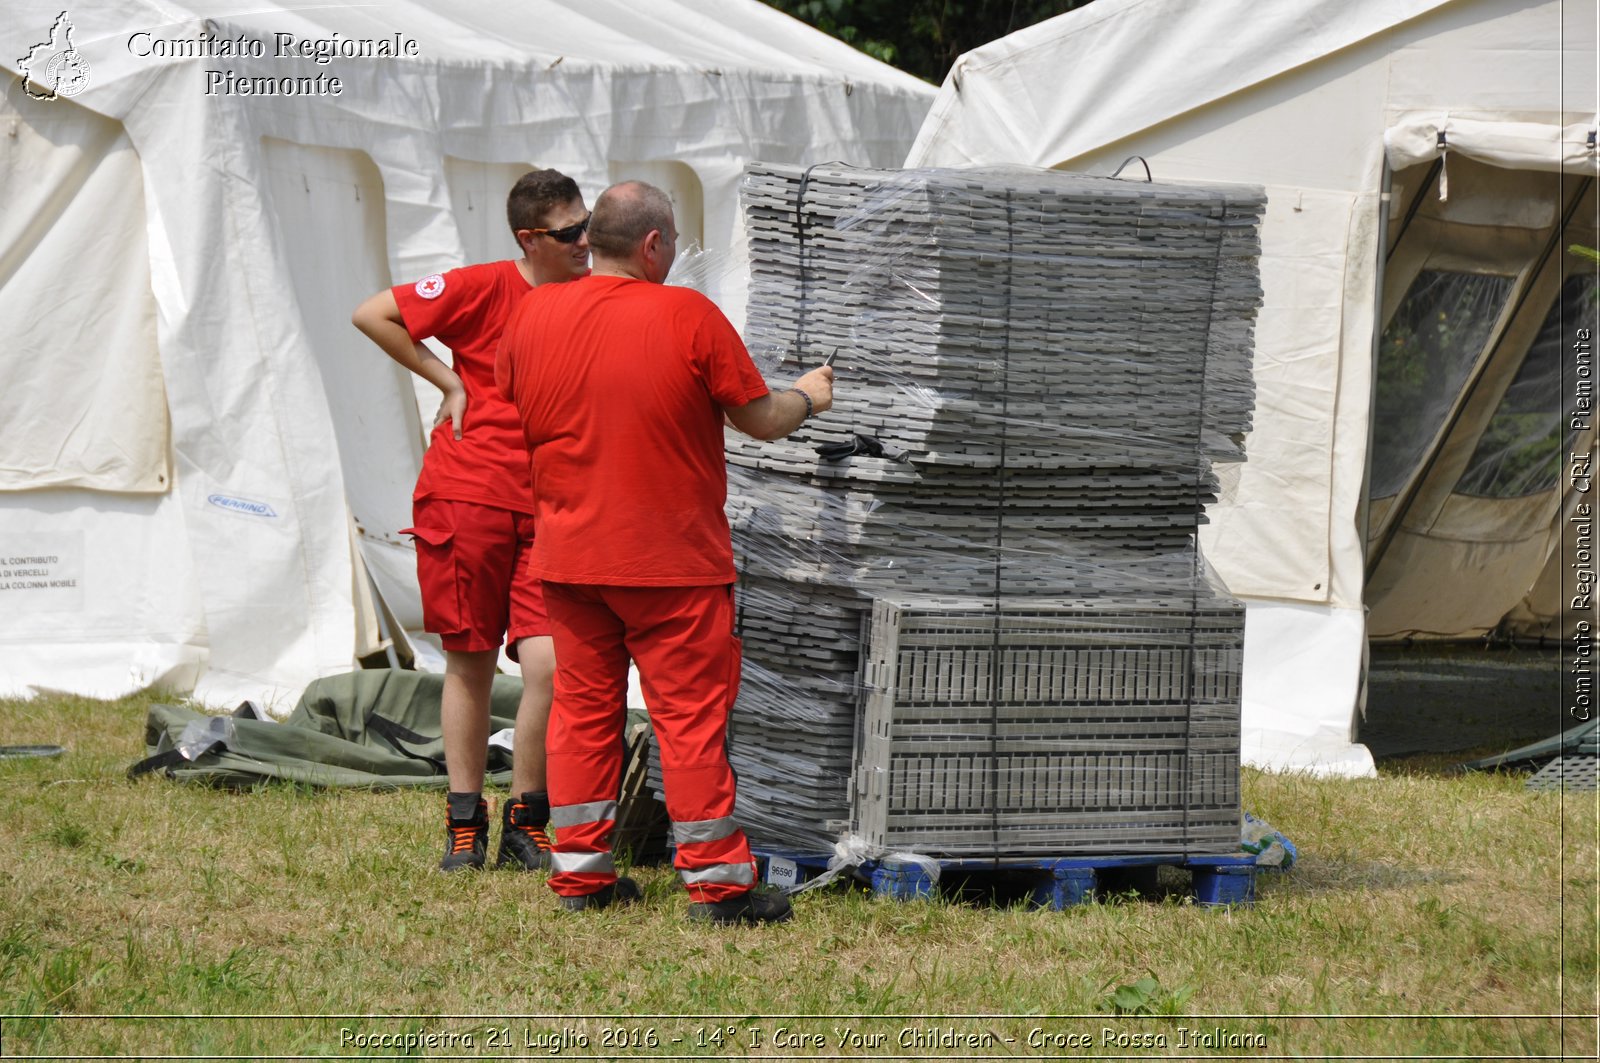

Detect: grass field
0,689,1594,1060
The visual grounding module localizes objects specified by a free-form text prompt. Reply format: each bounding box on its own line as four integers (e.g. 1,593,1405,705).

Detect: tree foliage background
760,0,1093,83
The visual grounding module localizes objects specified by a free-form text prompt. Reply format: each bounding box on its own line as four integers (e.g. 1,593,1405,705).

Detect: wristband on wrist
787,386,814,420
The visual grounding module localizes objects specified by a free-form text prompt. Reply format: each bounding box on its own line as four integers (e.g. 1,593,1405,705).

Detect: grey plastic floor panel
1525,754,1599,791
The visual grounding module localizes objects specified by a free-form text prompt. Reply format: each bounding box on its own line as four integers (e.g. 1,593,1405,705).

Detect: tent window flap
1371,269,1515,499
1455,272,1598,498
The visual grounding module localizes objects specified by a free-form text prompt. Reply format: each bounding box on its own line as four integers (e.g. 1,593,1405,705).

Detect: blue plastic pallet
754,848,1260,909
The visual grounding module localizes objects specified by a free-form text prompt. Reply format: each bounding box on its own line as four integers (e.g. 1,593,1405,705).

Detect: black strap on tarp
364,712,448,772
126,748,190,780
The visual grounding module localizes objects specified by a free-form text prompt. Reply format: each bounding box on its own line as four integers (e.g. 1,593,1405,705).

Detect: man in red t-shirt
352,169,591,872
496,181,835,925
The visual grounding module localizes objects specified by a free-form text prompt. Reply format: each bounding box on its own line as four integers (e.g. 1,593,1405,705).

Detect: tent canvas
0,0,933,709
907,0,1598,774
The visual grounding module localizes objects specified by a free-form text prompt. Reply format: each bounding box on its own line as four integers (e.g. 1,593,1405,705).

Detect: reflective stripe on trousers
548,849,615,875
553,800,618,830
680,861,755,887
672,815,738,846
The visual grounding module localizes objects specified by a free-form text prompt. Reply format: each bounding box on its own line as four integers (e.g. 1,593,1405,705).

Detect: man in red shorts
496,180,835,924
352,169,590,871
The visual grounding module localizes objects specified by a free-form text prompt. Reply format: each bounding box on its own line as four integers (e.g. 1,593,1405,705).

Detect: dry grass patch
0,691,1593,1058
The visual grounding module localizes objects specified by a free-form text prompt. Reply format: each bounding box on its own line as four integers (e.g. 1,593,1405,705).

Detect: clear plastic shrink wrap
662,164,1266,860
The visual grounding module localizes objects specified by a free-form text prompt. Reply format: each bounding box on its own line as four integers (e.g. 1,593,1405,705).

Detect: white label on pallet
766,857,800,888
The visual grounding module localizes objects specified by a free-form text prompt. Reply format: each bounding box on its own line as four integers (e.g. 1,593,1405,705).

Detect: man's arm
351,289,467,440
724,365,835,441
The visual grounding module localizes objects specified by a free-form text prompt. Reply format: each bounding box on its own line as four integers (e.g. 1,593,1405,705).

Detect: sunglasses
526,214,590,244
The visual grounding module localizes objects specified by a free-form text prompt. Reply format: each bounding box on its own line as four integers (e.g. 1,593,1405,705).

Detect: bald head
589,181,676,261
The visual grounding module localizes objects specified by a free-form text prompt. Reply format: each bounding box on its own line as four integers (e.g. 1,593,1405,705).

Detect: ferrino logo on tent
18,12,91,101
207,494,279,519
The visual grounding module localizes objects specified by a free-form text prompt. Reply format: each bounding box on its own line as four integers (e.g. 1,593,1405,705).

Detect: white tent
0,0,933,709
908,0,1598,774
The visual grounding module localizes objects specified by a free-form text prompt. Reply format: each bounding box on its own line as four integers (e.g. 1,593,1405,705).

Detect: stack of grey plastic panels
671,163,1261,857
738,163,1260,468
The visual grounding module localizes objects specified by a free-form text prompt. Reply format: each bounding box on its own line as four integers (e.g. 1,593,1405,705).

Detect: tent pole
1359,161,1394,569
1365,174,1595,582
1357,152,1435,585
1353,159,1394,741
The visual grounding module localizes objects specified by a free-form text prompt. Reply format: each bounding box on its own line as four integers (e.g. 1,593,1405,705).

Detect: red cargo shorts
402,497,549,655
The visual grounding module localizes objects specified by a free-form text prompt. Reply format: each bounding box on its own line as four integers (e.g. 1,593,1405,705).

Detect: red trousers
542,582,756,903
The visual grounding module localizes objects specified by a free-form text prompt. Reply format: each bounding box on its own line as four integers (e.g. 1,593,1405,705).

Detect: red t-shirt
496,274,770,585
394,260,535,514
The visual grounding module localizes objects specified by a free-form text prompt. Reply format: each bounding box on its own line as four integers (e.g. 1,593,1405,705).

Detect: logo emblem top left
20,12,91,100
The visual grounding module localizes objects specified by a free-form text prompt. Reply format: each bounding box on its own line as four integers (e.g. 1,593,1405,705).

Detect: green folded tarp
132,669,524,789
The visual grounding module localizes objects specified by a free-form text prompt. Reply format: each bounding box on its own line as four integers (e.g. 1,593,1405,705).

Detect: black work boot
496,792,553,871
558,876,642,911
439,794,488,871
687,886,793,925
